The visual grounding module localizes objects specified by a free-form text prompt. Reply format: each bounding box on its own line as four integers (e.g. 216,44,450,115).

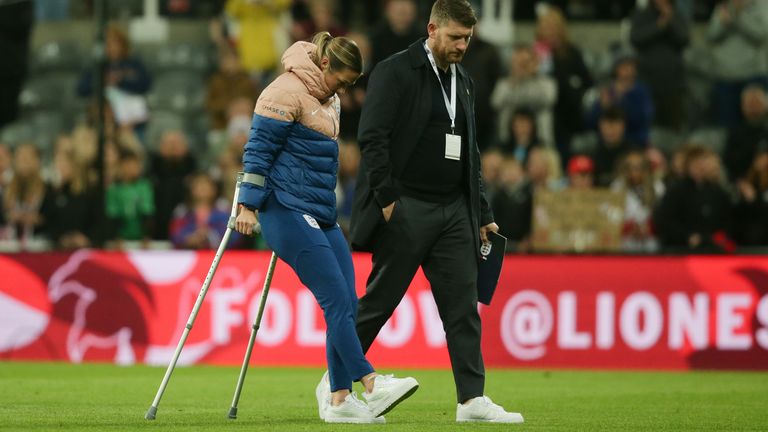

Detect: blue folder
477,231,506,305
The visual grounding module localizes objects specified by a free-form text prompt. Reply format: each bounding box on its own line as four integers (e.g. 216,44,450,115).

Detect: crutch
145,172,273,420
227,250,277,419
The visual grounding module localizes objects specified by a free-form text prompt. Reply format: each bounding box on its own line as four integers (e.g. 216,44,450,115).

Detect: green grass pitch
0,362,766,431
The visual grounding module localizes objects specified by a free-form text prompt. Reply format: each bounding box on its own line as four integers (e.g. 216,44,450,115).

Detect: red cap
567,155,594,175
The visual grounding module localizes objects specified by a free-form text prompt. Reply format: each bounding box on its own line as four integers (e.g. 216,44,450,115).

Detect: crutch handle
227,217,261,236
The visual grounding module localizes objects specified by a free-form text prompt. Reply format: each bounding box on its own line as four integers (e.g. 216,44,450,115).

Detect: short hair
512,107,536,122
600,106,626,123
429,0,477,28
118,149,141,163
512,42,534,53
106,25,131,58
742,84,767,101
312,32,363,74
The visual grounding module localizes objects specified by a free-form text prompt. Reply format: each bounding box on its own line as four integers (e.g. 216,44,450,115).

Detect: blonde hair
106,25,131,59
311,32,363,74
5,143,45,211
537,6,569,54
619,151,657,207
55,148,90,195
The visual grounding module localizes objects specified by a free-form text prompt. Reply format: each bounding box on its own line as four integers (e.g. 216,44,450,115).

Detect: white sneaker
362,374,419,417
324,392,386,424
456,396,524,423
315,371,330,420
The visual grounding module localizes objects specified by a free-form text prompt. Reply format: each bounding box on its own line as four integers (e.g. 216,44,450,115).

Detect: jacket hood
282,41,332,100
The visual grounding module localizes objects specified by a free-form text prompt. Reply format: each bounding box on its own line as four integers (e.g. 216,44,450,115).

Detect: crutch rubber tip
145,406,158,420
227,407,238,419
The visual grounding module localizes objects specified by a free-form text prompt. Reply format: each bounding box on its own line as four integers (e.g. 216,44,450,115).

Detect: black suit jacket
350,38,494,254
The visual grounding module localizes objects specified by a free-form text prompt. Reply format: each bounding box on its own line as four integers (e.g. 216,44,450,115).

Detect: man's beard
438,48,465,64
446,50,464,63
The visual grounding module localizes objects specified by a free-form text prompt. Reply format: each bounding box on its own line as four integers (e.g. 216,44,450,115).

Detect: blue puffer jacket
239,41,341,226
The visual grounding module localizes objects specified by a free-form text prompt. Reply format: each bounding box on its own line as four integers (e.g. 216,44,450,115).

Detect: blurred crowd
0,0,766,254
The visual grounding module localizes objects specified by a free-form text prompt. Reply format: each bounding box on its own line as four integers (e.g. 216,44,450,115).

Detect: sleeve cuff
239,183,268,210
374,187,399,208
480,211,495,227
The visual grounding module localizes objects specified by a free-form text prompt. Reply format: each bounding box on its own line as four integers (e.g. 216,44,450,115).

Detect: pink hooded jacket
254,41,341,139
239,41,343,225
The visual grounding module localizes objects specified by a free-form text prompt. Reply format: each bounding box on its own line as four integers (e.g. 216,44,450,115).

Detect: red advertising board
1,251,767,370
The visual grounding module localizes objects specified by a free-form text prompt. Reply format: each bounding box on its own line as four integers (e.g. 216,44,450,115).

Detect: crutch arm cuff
242,173,266,187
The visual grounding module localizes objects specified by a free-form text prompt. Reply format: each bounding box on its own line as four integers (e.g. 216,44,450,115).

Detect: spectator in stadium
211,147,243,209
646,147,668,184
707,0,768,128
206,48,260,131
480,147,505,200
593,107,631,187
491,156,533,252
106,150,154,248
96,127,144,187
69,125,142,189
586,54,654,148
1,143,45,244
76,25,152,133
535,5,593,166
337,0,381,29
655,146,734,252
664,143,691,188
461,31,503,151
496,108,543,165
82,100,119,143
630,0,689,130
169,172,230,249
526,146,564,191
724,85,768,182
149,130,197,241
291,0,347,41
41,145,97,250
369,0,422,71
224,97,255,138
567,154,596,190
233,32,418,423
491,43,556,147
733,145,768,246
611,151,664,253
0,143,12,190
206,96,254,163
225,0,291,85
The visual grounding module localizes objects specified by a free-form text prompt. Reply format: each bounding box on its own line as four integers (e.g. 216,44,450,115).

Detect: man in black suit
348,0,523,423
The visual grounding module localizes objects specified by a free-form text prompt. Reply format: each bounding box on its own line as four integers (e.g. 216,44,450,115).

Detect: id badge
445,133,461,161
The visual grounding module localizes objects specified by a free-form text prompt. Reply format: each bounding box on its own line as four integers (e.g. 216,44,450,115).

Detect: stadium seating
30,40,85,74
146,71,205,114
141,42,213,74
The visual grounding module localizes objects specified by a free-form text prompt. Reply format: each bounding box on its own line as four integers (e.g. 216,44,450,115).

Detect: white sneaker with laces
324,392,386,424
315,371,330,420
456,396,524,423
362,374,419,417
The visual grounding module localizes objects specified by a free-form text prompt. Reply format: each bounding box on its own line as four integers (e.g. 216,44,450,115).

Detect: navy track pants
259,194,374,391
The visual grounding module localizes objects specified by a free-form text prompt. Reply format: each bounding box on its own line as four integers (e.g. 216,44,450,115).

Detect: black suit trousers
356,194,484,403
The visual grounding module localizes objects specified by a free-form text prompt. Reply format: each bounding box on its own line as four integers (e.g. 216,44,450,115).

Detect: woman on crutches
234,32,419,424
